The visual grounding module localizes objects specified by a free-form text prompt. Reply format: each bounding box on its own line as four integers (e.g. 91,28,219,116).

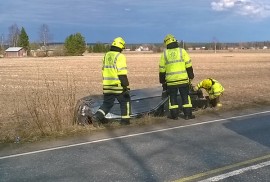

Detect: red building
5,47,27,57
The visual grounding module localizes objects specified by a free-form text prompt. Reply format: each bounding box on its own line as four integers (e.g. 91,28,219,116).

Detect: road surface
0,107,270,182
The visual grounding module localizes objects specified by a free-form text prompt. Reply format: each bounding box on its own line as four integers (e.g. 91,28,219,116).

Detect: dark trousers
168,85,193,118
96,93,131,121
209,96,220,107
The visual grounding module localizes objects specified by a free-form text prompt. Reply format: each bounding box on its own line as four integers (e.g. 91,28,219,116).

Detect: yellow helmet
202,79,212,89
164,34,177,46
111,37,125,49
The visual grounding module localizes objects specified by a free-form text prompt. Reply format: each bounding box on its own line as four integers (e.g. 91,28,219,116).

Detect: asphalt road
0,108,270,182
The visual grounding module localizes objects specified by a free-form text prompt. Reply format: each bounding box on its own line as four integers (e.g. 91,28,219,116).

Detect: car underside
74,86,209,125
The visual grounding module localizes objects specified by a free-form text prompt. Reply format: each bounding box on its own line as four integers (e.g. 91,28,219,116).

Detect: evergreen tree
64,33,86,56
92,42,110,53
88,45,93,53
18,27,30,54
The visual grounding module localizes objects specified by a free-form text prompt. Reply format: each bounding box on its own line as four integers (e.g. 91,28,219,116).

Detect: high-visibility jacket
159,48,192,86
197,79,225,99
102,51,128,94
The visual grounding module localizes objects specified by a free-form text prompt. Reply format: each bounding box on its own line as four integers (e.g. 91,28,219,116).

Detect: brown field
0,52,270,142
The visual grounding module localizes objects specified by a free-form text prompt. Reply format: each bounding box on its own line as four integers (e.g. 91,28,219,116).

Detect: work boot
169,109,179,120
167,115,179,120
183,108,195,120
120,119,130,125
184,115,195,120
91,115,101,127
91,110,106,127
217,103,222,107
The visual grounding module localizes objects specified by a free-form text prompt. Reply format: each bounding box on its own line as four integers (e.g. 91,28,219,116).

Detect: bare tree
8,24,20,47
39,24,52,48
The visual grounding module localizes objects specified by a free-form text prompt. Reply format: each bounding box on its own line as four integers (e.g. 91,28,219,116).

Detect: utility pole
0,34,4,49
182,40,184,49
213,37,217,54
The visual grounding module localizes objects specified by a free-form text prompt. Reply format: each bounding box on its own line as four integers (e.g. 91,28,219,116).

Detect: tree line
1,24,52,53
0,23,89,56
0,23,118,56
1,23,270,56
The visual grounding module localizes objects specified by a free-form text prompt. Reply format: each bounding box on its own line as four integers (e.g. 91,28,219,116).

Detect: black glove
161,83,168,99
122,87,130,99
162,91,168,99
162,83,167,91
189,83,194,91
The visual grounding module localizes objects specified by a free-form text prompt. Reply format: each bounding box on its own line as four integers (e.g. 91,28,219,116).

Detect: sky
1,0,270,43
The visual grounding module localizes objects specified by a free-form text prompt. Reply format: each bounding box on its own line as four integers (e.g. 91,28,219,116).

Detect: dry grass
0,52,270,143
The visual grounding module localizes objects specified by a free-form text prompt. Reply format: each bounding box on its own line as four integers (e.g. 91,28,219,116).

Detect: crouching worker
194,78,224,108
92,37,131,127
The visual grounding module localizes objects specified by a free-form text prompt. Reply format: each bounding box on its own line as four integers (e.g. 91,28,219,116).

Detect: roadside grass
0,73,161,143
1,90,269,144
0,74,82,143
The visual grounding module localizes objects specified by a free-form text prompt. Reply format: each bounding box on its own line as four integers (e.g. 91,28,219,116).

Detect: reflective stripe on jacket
102,51,128,94
159,48,192,86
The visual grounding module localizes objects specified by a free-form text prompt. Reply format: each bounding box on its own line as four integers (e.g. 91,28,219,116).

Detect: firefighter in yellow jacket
194,78,224,108
159,34,195,120
92,37,131,126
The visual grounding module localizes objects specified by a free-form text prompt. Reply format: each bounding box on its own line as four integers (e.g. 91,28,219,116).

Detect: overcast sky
1,0,270,43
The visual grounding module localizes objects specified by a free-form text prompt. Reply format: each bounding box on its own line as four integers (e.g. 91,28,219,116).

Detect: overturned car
74,86,209,125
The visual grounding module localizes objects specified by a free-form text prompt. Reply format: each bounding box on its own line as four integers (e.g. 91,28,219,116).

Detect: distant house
135,45,150,51
5,47,27,57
